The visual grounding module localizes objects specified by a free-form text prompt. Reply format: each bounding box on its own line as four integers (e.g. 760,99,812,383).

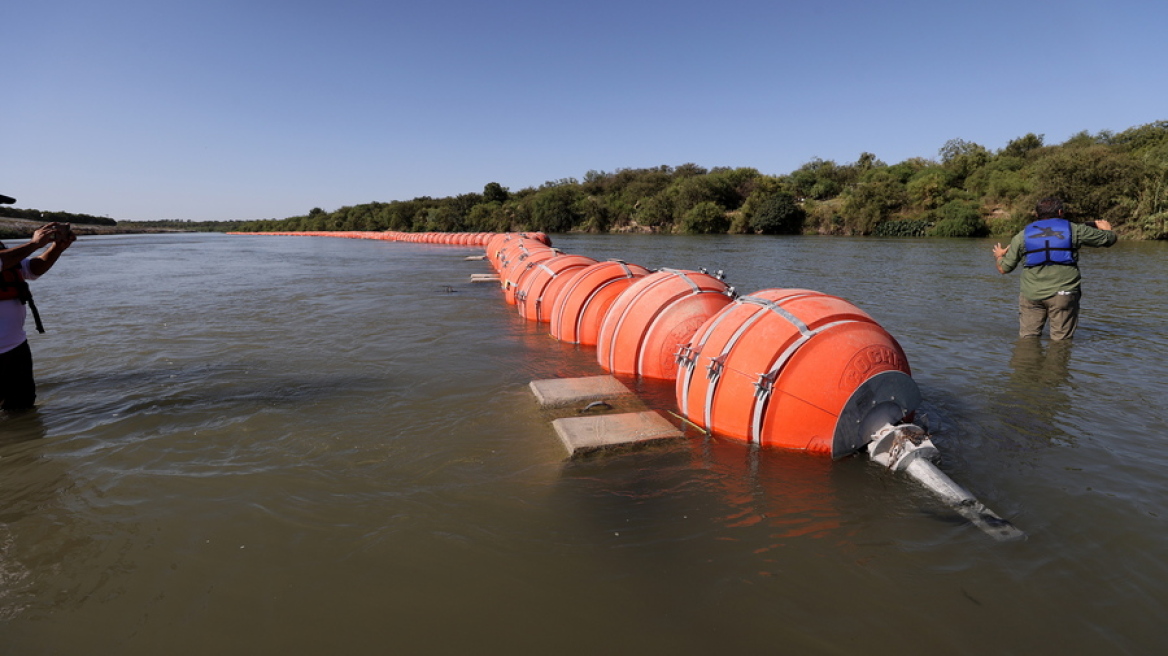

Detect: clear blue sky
3,0,1165,221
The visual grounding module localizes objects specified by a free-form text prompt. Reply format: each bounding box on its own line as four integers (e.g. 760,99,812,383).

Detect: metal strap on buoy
747,319,857,447
596,269,733,380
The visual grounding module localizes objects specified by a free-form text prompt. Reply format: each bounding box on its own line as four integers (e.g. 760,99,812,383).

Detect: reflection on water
1,233,1167,654
0,410,47,448
1000,338,1074,446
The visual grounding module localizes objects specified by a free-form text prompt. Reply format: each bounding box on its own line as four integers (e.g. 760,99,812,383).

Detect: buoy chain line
232,230,1024,541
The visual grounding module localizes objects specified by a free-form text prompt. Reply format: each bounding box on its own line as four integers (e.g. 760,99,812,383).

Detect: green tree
1032,144,1145,225
678,201,729,234
906,168,950,211
671,175,735,216
712,166,763,204
617,167,673,218
939,138,991,189
1001,133,1045,159
672,163,708,179
975,157,1032,204
636,192,675,227
466,202,506,232
578,195,612,233
483,182,510,204
842,169,908,234
928,200,986,237
424,205,462,232
788,158,849,200
749,191,804,234
530,184,583,232
853,151,883,175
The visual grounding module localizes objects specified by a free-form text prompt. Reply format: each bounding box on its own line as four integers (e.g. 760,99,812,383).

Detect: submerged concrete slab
552,411,684,456
529,375,633,409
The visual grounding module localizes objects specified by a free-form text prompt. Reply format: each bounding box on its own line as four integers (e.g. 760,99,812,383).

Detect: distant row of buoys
232,229,919,458
228,231,550,247
481,232,919,458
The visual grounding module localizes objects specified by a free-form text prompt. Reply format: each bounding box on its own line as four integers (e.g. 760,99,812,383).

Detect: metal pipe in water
867,424,1025,542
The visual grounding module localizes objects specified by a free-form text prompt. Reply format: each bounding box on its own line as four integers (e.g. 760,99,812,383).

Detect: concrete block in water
552,411,684,456
529,375,632,409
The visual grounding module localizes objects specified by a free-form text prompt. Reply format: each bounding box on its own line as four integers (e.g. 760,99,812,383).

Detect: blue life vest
1023,218,1077,267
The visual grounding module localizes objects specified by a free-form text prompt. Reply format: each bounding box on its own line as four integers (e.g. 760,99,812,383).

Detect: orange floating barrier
516,254,598,322
674,288,919,458
538,264,592,326
501,246,558,305
484,233,515,270
527,232,552,247
595,269,733,380
487,233,552,271
495,237,547,272
548,261,651,345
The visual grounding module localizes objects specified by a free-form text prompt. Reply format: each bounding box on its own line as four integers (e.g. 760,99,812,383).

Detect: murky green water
2,232,1166,654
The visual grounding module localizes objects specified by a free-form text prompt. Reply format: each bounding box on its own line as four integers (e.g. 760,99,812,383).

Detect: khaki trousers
1018,292,1080,340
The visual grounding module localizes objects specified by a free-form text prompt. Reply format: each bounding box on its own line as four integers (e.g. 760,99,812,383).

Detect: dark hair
1035,197,1064,220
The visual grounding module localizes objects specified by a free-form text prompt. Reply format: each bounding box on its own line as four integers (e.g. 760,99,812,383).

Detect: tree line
233,120,1167,239
0,207,118,226
14,120,1168,240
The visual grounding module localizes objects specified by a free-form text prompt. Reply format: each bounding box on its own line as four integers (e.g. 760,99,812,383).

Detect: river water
1,232,1166,654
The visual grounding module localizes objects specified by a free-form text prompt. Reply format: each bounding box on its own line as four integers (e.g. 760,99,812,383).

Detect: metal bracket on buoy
705,355,726,381
752,370,777,400
866,423,1026,542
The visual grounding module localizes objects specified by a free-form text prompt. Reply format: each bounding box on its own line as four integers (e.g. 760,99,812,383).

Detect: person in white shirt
1,220,76,411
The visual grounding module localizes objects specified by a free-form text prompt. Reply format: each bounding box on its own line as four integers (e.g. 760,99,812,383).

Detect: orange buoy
549,261,651,345
501,246,558,305
488,234,531,269
596,269,733,380
485,233,516,270
675,288,919,458
527,232,552,247
538,264,592,326
495,237,547,272
516,254,598,322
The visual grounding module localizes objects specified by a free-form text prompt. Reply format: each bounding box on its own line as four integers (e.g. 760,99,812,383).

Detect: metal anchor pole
867,424,1025,541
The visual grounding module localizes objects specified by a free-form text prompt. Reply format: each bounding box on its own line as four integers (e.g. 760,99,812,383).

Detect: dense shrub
749,192,804,234
875,219,931,237
842,170,908,234
1137,211,1168,240
678,202,730,234
929,200,986,237
530,185,583,232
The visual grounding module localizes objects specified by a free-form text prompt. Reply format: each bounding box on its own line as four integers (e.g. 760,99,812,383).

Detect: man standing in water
992,197,1116,340
1,195,76,411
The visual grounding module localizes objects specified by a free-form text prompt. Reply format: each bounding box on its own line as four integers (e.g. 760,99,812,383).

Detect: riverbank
0,216,183,239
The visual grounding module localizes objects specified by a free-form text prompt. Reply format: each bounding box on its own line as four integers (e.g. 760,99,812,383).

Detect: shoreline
0,216,185,238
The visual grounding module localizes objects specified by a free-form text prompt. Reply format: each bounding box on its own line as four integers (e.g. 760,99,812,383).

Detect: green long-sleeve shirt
998,221,1116,300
